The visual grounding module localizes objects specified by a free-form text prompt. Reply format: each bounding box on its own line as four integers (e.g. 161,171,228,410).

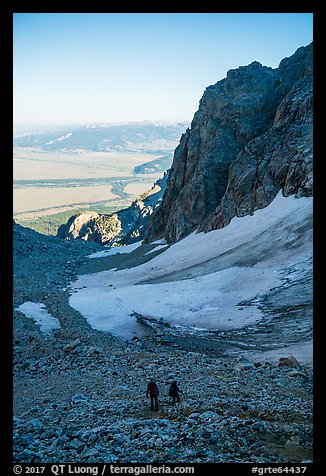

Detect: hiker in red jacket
146,379,159,411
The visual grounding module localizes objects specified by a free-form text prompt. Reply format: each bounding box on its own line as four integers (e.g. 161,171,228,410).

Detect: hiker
146,379,159,411
169,380,182,405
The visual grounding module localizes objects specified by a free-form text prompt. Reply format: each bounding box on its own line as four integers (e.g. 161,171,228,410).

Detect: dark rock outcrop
144,43,312,243
57,174,167,245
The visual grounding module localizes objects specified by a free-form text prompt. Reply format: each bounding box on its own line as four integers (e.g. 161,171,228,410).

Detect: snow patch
145,244,169,255
45,132,72,145
152,239,168,245
16,302,61,335
88,241,143,259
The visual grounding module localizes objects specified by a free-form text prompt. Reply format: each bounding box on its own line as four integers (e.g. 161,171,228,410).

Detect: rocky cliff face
57,174,167,246
144,43,313,243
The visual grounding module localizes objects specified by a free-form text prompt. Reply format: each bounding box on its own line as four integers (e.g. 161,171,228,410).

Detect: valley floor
13,148,162,219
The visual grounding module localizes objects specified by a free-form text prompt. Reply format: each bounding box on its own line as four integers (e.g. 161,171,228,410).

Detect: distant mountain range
13,122,189,154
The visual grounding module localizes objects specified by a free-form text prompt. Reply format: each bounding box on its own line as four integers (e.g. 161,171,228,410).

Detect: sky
13,13,313,125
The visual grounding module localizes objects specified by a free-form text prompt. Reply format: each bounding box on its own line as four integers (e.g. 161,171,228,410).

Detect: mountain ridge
13,122,188,155
144,43,313,243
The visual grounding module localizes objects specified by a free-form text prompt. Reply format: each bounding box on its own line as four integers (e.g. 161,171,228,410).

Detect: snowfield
69,192,313,340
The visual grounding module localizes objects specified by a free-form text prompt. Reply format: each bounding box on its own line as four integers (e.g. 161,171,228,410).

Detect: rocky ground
13,222,313,464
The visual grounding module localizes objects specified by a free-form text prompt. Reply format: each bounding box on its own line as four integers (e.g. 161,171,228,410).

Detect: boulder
278,355,301,368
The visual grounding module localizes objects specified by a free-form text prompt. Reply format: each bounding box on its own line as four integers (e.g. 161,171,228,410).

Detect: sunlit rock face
57,174,168,245
144,43,312,243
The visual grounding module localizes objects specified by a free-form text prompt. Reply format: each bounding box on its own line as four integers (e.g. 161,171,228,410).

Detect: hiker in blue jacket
169,380,182,406
146,379,159,411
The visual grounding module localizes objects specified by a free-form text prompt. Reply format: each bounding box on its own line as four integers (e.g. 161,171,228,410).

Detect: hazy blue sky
13,13,313,125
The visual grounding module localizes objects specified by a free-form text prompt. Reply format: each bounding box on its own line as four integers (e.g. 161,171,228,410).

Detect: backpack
148,382,157,394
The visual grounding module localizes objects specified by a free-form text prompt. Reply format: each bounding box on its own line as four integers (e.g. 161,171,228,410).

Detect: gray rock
31,418,43,430
80,447,99,458
63,339,81,352
68,439,85,450
235,357,255,371
72,394,89,404
251,422,265,431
